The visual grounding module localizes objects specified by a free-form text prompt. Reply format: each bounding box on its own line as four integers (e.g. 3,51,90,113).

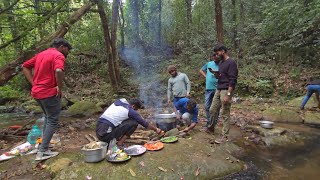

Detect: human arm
147,124,162,134
184,74,191,97
200,64,207,78
167,79,173,104
180,122,196,133
22,56,37,85
55,69,64,98
22,67,33,84
223,60,238,104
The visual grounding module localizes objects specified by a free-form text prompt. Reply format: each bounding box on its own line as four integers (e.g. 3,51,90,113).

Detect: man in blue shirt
174,98,199,133
199,52,220,133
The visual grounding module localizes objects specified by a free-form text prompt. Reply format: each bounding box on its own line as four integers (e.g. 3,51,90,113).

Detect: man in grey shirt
167,65,191,113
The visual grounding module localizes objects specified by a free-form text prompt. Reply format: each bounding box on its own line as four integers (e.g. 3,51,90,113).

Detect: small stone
226,157,230,160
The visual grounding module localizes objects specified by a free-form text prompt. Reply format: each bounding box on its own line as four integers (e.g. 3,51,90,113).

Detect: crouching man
174,98,199,133
96,98,161,148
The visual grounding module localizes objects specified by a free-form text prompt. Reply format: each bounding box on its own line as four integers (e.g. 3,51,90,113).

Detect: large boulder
262,107,302,123
66,101,103,117
287,96,318,108
304,111,320,125
54,133,244,179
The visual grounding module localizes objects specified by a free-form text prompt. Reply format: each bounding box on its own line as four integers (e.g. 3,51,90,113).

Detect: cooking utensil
144,141,164,151
160,136,178,143
259,121,274,129
82,142,108,163
106,154,131,163
124,145,147,156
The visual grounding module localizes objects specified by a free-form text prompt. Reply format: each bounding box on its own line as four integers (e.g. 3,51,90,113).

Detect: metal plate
160,136,178,143
124,145,147,156
106,154,131,163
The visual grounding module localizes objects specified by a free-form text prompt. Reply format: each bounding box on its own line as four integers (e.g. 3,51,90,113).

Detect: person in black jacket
208,44,238,144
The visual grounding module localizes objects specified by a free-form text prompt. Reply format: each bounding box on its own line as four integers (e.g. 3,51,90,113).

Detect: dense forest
0,0,320,105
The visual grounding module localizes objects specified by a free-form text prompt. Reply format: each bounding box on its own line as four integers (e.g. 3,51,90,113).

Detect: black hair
51,38,72,50
213,44,228,53
129,99,144,109
210,52,216,57
187,99,197,109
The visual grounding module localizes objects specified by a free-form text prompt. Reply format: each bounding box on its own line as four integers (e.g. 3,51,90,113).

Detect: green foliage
0,85,21,99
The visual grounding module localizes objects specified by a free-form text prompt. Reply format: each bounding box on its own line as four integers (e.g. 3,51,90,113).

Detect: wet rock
304,111,320,125
262,107,302,123
287,96,317,109
246,125,287,137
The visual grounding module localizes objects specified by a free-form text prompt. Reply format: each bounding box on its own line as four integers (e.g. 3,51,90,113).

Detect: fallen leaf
129,168,136,176
195,167,200,176
158,167,167,172
139,161,145,167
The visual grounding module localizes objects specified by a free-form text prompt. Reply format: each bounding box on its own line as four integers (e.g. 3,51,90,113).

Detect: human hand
223,95,231,104
155,128,162,134
186,92,190,98
176,114,181,120
179,128,189,133
56,86,62,98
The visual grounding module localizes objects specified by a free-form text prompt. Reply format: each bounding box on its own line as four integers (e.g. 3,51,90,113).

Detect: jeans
208,90,232,136
301,85,320,108
36,96,61,152
204,90,219,127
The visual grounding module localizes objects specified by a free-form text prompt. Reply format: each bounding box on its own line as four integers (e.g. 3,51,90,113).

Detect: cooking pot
259,121,274,129
82,142,108,163
154,113,176,131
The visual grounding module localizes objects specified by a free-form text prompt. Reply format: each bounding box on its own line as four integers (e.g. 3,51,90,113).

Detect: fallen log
124,139,148,144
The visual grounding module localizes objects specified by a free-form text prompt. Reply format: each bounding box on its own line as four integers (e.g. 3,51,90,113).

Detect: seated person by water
301,79,320,110
174,98,199,133
96,98,161,148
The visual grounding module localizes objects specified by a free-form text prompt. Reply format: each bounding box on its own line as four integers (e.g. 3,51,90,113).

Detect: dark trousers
96,119,138,144
36,96,61,152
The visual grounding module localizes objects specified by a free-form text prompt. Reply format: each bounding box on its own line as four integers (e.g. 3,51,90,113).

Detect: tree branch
0,0,20,15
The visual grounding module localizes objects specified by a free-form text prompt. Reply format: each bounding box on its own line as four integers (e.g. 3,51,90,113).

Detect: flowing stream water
223,124,320,180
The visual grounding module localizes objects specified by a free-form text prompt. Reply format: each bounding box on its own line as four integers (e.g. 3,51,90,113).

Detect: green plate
160,136,178,143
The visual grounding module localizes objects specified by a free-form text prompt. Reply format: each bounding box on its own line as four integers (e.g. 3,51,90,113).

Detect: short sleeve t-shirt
22,48,65,99
201,61,219,90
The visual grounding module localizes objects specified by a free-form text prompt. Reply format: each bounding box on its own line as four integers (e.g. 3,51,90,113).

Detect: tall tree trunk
129,0,142,46
111,0,120,83
214,0,224,43
0,0,96,86
238,0,244,59
119,0,125,52
185,0,192,28
158,0,162,47
4,0,21,51
96,0,118,89
232,0,238,50
34,0,44,38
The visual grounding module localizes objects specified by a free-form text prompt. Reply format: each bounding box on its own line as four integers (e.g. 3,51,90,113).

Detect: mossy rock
49,158,73,174
24,105,43,114
54,133,244,179
304,112,320,125
66,101,103,117
287,96,318,108
262,107,302,123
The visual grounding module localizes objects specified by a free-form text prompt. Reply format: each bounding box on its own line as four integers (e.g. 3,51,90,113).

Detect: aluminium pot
259,121,274,129
154,113,177,131
81,142,108,163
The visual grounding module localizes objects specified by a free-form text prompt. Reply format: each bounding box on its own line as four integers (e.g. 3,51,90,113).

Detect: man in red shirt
22,38,72,160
